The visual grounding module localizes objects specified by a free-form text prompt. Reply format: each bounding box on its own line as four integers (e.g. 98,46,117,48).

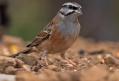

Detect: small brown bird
14,2,82,64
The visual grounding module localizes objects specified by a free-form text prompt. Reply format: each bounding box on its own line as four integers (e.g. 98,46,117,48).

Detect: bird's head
59,2,82,17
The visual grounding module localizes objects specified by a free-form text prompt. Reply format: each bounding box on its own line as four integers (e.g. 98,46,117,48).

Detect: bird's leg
61,52,76,66
61,51,71,60
41,50,48,65
61,52,66,59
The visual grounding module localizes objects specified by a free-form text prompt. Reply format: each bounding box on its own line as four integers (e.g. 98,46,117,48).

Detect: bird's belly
49,36,74,53
39,33,75,54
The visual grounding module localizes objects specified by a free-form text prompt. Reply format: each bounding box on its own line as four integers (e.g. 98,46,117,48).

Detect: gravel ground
0,36,119,81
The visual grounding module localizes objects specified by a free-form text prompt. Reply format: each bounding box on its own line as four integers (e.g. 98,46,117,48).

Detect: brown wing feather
26,23,53,47
26,15,59,48
26,31,51,47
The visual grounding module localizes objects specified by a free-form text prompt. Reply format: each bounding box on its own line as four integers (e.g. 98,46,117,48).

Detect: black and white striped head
59,2,82,16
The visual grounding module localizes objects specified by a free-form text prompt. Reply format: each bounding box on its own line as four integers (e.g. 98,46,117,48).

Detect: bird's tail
11,47,33,58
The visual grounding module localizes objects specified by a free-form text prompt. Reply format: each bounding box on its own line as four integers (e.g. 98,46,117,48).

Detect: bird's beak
76,8,83,15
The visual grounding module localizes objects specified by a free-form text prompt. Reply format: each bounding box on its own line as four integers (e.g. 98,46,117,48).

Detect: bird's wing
26,14,61,47
26,22,54,47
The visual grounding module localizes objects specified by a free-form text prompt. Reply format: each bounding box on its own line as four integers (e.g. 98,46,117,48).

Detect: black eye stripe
69,6,78,10
62,5,78,10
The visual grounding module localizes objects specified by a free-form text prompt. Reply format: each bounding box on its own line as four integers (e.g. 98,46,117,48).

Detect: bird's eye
62,5,78,10
68,6,78,10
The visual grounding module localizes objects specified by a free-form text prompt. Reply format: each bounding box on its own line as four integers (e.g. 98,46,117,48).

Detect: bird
13,2,82,64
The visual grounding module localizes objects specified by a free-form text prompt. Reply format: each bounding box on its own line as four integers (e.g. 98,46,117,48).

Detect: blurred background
0,0,119,41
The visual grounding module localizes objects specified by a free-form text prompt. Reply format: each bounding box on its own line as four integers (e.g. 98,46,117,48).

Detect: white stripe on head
63,2,81,8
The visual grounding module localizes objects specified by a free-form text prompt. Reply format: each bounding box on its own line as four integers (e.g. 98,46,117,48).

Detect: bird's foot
64,58,77,67
41,57,48,66
41,51,49,66
61,53,77,67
